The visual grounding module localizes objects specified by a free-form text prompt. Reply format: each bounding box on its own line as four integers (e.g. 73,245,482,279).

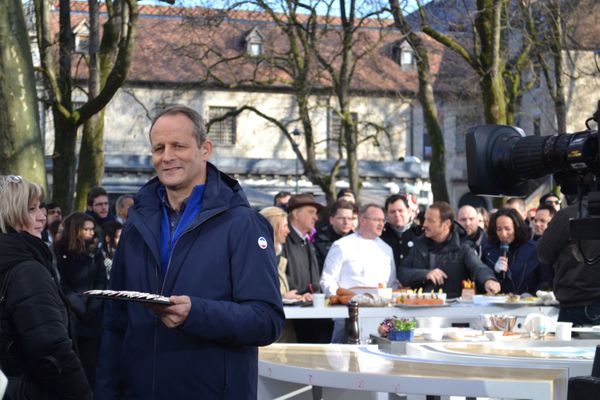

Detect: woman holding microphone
482,208,552,295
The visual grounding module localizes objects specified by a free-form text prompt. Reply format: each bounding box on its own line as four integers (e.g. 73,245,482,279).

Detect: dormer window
245,27,264,57
73,20,90,54
249,42,262,57
391,40,414,70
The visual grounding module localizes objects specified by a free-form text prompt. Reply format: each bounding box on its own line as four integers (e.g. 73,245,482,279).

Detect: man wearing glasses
86,186,116,226
314,199,357,271
321,204,396,342
540,192,562,212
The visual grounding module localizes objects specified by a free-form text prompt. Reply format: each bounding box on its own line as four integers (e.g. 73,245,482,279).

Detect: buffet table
258,342,573,399
284,303,559,343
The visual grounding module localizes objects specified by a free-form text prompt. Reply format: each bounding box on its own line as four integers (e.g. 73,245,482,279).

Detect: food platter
394,303,451,309
81,290,172,305
472,294,543,306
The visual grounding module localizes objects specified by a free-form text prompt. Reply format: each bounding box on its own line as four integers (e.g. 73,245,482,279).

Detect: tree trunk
51,111,78,210
390,0,449,203
0,0,46,186
75,0,103,210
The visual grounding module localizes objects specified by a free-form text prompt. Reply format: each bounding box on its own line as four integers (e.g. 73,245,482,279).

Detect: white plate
572,326,600,338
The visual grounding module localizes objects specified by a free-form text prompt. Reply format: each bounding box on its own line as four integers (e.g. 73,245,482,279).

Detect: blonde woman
0,175,91,399
260,207,312,302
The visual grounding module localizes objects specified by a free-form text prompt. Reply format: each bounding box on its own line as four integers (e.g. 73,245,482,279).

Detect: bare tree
34,0,144,211
417,0,532,125
389,0,449,202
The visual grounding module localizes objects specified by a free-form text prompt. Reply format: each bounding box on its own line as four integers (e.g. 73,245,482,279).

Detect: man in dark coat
457,205,487,257
399,202,500,298
380,194,423,274
283,193,332,342
538,202,600,325
95,106,284,399
314,199,356,271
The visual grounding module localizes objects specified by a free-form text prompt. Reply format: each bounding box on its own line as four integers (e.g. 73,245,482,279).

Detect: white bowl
446,328,466,341
422,330,444,341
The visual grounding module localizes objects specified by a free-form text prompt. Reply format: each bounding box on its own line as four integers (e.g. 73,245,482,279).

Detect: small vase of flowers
386,318,416,341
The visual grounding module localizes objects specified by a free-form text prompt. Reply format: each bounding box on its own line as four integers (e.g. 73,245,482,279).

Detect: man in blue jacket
95,105,285,399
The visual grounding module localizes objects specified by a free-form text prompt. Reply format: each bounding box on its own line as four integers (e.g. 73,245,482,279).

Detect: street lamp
291,128,302,194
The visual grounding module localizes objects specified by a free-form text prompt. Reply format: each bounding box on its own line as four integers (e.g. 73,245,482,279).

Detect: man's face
91,195,110,218
291,206,319,234
46,206,62,225
533,209,553,236
329,208,354,236
544,196,561,211
276,195,291,207
423,208,451,243
386,199,412,228
358,206,385,239
457,206,478,236
117,197,134,220
150,113,212,196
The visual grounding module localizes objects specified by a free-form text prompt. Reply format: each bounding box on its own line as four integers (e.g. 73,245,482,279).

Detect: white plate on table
572,326,600,339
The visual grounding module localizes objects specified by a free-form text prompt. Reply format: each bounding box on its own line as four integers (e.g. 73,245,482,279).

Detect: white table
258,343,569,399
284,304,559,343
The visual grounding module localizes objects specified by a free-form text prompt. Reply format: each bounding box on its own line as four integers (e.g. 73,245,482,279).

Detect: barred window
208,106,236,145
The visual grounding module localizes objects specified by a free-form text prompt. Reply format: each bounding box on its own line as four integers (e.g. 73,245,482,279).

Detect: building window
75,35,89,54
208,106,236,145
328,110,358,158
391,41,414,70
423,132,432,161
401,50,413,66
249,42,262,57
245,27,264,58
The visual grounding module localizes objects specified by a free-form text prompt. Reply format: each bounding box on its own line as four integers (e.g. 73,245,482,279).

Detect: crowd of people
1,104,597,398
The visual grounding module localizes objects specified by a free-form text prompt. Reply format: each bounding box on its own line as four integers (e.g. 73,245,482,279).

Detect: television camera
466,101,600,258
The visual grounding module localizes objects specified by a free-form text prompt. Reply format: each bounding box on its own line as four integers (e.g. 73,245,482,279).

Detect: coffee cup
313,293,325,307
555,321,573,341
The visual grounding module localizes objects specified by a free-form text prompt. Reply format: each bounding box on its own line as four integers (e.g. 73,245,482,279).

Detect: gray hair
116,194,134,209
149,105,207,146
0,175,44,233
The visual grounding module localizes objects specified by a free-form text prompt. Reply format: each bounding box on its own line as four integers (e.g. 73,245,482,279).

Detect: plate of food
394,302,451,308
81,290,172,305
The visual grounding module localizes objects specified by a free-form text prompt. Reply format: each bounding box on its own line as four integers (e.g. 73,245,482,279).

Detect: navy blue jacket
482,240,552,295
94,163,285,399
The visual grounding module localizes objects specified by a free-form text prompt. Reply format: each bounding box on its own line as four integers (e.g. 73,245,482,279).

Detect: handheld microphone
499,242,509,280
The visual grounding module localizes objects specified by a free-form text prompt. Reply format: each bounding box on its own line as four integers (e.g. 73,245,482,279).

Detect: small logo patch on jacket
258,237,268,249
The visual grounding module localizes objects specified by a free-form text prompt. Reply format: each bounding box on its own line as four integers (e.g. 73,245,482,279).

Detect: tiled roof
59,1,474,95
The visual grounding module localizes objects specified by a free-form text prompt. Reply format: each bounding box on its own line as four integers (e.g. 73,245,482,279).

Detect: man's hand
146,295,192,328
426,268,448,286
484,280,501,295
